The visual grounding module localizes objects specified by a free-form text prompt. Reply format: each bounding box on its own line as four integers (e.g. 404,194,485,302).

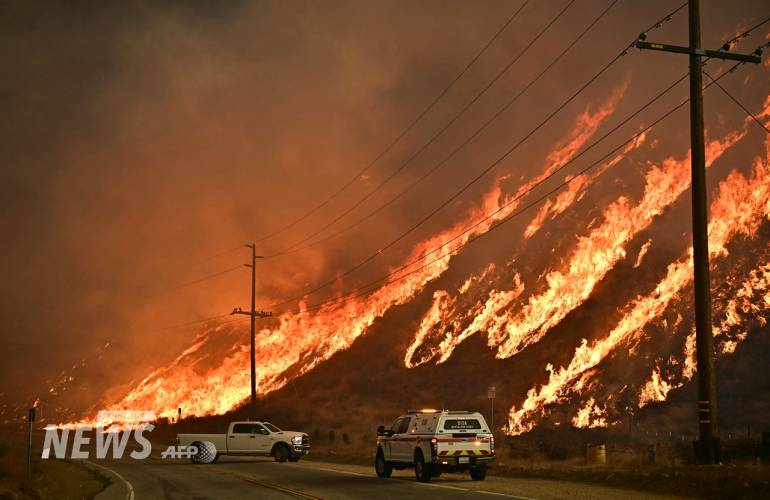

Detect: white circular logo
192,441,217,464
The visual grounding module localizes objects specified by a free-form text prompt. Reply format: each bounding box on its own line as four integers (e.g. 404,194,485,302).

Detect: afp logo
161,441,218,463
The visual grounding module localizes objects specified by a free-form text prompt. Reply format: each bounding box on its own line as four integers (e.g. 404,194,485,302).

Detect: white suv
375,410,494,482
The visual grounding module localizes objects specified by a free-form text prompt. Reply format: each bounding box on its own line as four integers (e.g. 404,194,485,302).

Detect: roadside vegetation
0,429,107,500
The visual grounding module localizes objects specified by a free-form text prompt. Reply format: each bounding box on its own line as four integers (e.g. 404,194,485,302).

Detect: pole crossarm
635,40,762,63
230,307,272,318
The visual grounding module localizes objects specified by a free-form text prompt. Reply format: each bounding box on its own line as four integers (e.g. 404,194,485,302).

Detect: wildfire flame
571,397,610,429
506,135,770,435
96,85,629,420
493,128,747,359
57,80,770,438
405,127,747,367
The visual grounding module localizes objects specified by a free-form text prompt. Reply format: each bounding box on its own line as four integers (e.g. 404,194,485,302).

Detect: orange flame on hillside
406,126,746,367
100,86,629,420
638,366,675,407
638,259,770,407
403,86,627,367
571,397,609,429
506,144,770,435
524,132,647,239
493,128,747,359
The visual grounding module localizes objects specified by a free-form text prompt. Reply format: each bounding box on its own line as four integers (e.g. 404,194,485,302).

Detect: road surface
88,456,687,500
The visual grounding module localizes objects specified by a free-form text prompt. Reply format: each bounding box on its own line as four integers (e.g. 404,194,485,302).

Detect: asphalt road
87,456,687,500
89,456,525,500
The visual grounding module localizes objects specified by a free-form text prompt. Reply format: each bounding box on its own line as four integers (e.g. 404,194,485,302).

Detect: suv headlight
291,435,302,444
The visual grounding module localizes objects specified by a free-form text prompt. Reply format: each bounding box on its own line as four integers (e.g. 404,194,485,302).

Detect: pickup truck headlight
291,435,303,445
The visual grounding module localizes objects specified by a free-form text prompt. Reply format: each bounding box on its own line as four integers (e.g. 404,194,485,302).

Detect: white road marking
85,460,135,500
414,481,538,499
305,464,539,499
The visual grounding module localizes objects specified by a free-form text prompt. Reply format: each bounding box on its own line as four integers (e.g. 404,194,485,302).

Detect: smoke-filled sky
1,0,769,422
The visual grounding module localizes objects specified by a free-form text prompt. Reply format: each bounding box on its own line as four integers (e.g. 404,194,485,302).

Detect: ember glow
5,2,770,453
637,260,770,407
524,132,648,239
571,397,610,429
97,86,629,420
71,83,770,432
506,137,770,434
638,366,675,407
404,86,629,368
492,128,747,359
404,126,747,367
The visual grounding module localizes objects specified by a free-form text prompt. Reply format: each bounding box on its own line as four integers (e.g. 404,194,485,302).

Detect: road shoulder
295,459,691,500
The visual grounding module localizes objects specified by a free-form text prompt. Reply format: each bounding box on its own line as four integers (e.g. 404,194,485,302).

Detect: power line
270,26,766,314
123,2,529,319
172,264,245,289
186,246,244,267
720,15,770,51
121,15,764,358
150,21,761,298
154,314,233,332
704,68,770,134
275,0,573,255
251,0,531,245
261,3,688,309
279,56,753,316
273,76,691,313
269,0,618,259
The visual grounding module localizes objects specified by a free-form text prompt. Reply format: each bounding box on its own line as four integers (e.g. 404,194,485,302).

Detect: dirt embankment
0,430,108,500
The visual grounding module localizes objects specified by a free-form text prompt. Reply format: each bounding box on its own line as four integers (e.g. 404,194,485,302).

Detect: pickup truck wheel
470,464,487,481
375,450,392,478
414,450,432,483
272,443,290,463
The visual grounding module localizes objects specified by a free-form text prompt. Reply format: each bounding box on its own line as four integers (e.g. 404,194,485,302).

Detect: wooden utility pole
687,0,718,466
634,0,760,464
232,244,272,421
27,407,35,477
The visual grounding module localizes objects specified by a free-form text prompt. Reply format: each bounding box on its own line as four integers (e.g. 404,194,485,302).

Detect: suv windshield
263,422,281,432
443,418,482,430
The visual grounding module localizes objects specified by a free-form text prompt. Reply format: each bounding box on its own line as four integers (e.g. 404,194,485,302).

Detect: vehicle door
229,423,255,453
390,416,414,462
250,423,273,453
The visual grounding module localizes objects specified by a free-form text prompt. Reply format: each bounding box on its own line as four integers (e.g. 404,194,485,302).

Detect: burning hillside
39,80,770,438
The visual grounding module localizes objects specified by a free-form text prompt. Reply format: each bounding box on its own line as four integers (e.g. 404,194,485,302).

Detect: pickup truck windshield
263,422,281,432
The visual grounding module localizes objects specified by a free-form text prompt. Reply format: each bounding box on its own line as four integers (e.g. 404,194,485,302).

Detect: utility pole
27,407,35,477
231,244,272,421
634,0,760,464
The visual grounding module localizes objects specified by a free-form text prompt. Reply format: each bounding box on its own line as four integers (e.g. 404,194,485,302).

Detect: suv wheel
375,450,392,478
470,464,487,481
414,450,432,483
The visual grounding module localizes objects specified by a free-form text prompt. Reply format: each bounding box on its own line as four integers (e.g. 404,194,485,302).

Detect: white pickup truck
177,421,310,463
375,410,494,482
